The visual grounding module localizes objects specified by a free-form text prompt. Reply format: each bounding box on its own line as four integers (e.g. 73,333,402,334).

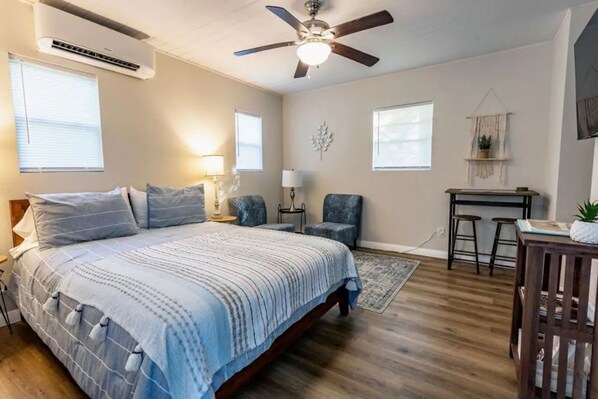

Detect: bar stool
489,217,517,276
451,214,481,274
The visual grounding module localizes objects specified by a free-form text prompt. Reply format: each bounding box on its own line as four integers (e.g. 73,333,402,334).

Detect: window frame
9,55,105,173
234,110,263,172
372,101,434,172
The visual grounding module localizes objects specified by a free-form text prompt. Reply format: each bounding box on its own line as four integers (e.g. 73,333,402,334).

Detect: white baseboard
0,309,20,328
358,240,448,259
357,240,502,266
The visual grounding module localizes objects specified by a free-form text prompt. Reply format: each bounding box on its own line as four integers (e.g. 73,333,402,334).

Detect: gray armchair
228,195,295,232
305,194,363,249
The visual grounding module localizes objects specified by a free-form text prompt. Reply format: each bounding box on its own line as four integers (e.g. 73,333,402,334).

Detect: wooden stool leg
451,219,460,261
472,221,480,275
489,223,502,276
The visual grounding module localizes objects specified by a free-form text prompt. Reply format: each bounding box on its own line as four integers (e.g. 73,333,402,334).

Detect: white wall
544,2,598,309
0,0,283,281
579,2,598,312
545,10,571,220
591,139,598,310
283,43,554,257
555,3,597,222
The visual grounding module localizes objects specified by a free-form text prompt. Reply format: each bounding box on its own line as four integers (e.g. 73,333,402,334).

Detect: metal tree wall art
311,122,333,160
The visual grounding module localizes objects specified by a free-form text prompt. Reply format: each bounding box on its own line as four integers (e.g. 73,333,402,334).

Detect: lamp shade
204,155,224,176
282,170,303,188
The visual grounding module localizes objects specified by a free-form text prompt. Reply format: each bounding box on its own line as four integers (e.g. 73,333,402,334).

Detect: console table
445,188,539,270
511,227,598,398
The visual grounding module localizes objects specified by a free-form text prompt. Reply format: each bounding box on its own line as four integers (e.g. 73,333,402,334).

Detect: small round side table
0,255,13,334
207,216,238,224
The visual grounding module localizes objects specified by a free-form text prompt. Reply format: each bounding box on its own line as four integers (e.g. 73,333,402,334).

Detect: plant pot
478,149,490,159
570,220,598,244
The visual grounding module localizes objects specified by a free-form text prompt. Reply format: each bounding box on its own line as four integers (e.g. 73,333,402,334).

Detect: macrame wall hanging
465,88,511,182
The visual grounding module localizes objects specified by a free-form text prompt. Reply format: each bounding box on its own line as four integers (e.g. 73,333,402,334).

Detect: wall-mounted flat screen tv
575,10,598,140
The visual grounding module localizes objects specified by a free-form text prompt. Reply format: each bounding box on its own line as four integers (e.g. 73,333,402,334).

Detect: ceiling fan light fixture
297,40,331,66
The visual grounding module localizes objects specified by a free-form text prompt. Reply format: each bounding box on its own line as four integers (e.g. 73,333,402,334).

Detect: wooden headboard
9,199,30,247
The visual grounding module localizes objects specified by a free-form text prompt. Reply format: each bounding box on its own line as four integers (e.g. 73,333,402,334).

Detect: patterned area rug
353,251,420,313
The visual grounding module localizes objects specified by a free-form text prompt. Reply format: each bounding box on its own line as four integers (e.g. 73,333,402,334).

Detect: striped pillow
27,188,138,250
147,184,206,228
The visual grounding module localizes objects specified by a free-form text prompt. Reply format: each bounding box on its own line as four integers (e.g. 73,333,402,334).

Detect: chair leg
489,223,502,276
471,221,480,275
451,219,460,261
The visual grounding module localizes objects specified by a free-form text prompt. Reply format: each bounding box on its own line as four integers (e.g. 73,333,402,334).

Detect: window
373,102,434,171
235,111,263,171
9,57,104,173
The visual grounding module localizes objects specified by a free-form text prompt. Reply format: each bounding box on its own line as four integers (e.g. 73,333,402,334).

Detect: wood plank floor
0,251,517,398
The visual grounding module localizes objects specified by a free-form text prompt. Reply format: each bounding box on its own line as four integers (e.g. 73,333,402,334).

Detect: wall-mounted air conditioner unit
34,3,155,79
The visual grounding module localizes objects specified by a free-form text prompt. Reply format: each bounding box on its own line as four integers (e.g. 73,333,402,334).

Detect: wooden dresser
511,227,598,398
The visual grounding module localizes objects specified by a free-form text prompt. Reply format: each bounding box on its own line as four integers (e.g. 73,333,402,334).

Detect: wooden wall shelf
465,157,509,161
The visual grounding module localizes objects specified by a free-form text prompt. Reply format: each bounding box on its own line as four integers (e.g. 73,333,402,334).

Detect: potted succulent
478,134,492,159
570,201,598,244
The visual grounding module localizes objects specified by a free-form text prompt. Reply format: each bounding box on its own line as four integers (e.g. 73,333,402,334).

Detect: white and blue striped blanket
28,223,359,399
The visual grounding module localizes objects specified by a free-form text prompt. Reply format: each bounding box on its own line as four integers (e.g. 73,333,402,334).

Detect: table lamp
282,169,303,211
204,155,225,218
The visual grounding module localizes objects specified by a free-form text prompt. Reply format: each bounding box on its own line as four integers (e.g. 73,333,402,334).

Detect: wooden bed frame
8,199,349,398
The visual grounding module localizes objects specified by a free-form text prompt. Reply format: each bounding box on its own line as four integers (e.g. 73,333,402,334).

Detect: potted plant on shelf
478,134,492,159
570,201,598,244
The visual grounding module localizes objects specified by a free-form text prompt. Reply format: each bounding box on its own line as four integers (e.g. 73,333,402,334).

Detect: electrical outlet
436,227,446,238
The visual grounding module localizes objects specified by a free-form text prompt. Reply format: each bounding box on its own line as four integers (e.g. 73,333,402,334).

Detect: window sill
373,167,431,172
20,168,104,173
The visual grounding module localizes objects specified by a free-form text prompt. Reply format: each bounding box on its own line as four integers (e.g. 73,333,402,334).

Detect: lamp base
289,187,297,211
213,176,222,219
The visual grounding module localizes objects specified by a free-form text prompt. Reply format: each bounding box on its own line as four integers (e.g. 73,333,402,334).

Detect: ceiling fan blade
294,61,309,78
332,42,379,67
234,41,297,56
326,10,394,39
266,6,310,34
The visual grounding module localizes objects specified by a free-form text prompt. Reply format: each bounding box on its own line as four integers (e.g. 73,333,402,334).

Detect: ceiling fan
234,0,394,78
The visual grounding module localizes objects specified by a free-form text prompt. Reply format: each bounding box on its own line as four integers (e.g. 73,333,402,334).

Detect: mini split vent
34,3,155,79
51,40,140,71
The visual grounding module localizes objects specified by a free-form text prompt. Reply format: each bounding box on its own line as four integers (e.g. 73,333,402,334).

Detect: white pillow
11,201,40,259
120,186,134,213
13,206,37,240
129,186,148,228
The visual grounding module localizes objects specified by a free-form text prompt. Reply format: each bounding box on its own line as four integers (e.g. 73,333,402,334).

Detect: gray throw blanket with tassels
45,226,360,399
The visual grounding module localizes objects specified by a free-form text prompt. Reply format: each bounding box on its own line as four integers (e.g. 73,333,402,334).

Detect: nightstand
208,216,238,224
278,203,306,232
0,255,13,334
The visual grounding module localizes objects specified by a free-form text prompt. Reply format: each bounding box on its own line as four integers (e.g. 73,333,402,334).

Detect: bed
8,199,360,399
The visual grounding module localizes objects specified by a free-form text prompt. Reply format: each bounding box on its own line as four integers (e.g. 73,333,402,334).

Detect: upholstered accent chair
228,195,295,232
304,194,363,249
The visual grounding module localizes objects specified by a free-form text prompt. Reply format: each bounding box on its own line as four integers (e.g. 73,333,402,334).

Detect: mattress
9,222,359,398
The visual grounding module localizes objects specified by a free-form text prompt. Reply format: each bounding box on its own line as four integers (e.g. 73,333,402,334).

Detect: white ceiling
32,0,592,94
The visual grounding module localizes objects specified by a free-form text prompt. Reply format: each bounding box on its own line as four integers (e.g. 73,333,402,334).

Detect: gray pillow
27,188,138,250
147,184,206,228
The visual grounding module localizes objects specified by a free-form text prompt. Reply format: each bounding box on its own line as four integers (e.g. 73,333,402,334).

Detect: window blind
235,111,263,171
9,57,104,173
373,102,434,171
